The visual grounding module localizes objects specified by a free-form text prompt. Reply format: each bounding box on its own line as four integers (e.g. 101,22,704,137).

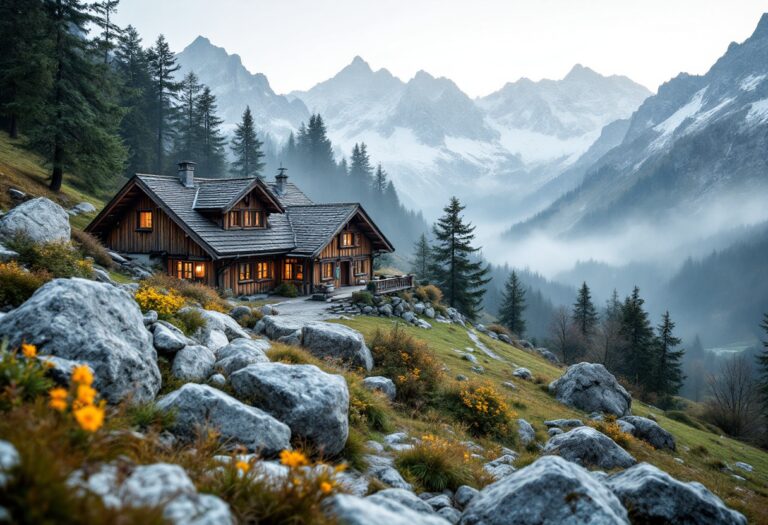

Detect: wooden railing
372,275,414,294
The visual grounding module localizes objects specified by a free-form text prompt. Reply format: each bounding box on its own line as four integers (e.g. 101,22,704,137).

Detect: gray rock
0,242,19,262
301,321,373,370
367,488,435,515
497,334,512,344
261,304,277,316
402,311,415,323
378,304,393,316
172,345,216,381
425,494,453,511
119,463,196,507
326,494,449,525
437,507,461,524
0,197,70,244
535,348,559,364
454,485,479,509
548,428,563,437
459,456,629,525
0,440,20,489
543,426,636,469
606,463,746,525
228,305,252,321
143,310,158,326
68,202,97,216
733,461,753,473
462,353,478,364
413,303,426,314
153,321,188,352
549,362,632,417
483,454,517,480
195,309,249,341
543,418,584,429
370,465,412,490
157,383,291,454
415,319,432,329
617,419,636,434
258,315,305,340
198,327,229,353
620,416,675,450
456,374,468,381
36,355,92,386
208,373,227,386
0,278,160,403
470,365,484,374
214,338,270,376
512,367,532,380
362,305,374,315
163,493,234,524
517,419,536,445
230,363,349,456
424,307,436,319
7,188,25,201
384,432,410,445
363,376,396,401
277,330,302,346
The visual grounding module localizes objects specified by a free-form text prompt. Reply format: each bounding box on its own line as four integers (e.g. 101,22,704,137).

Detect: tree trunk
50,143,63,191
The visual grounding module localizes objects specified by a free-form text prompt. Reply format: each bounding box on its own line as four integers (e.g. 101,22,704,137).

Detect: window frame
353,259,367,276
256,261,271,281
176,261,193,280
238,262,252,283
228,210,242,228
137,209,154,232
339,231,355,248
321,262,334,281
283,258,304,281
243,210,264,228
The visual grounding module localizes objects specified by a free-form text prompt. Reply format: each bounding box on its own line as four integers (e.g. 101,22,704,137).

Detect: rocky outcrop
260,315,304,340
363,376,396,401
606,463,747,525
0,197,70,244
326,494,450,525
214,338,270,376
542,426,636,469
152,321,189,353
549,362,632,416
171,345,216,381
517,419,535,446
367,488,435,515
301,321,373,370
230,363,349,456
157,383,291,455
193,308,249,341
0,278,160,403
512,367,531,380
620,416,676,451
458,456,629,525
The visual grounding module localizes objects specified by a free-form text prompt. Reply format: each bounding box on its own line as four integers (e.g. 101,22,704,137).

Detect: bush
487,324,512,338
414,284,443,304
267,343,325,367
442,382,516,439
70,229,112,268
6,235,92,278
134,285,185,318
0,261,50,307
142,274,229,311
347,375,392,433
236,308,263,329
589,415,633,449
394,434,487,492
167,308,206,336
273,282,298,298
351,290,373,306
369,325,443,408
0,341,54,411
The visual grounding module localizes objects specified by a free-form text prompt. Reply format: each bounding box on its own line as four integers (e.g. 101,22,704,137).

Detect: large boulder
367,488,435,515
171,345,216,381
214,338,270,376
458,456,628,525
152,321,189,353
542,426,636,470
230,363,349,455
301,321,373,371
0,197,70,244
362,376,396,401
193,309,249,341
517,419,536,446
261,315,305,340
549,362,632,417
619,416,676,451
0,278,160,403
326,494,450,525
606,463,747,525
156,383,291,455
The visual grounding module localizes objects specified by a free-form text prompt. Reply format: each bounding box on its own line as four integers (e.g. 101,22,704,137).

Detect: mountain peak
564,64,600,81
337,55,374,77
752,12,768,39
188,35,213,49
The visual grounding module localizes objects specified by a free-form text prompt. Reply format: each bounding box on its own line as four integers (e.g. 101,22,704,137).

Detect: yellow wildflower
74,404,105,432
21,343,37,358
76,384,97,406
280,449,309,468
49,387,68,412
71,365,93,386
320,481,333,494
235,460,250,474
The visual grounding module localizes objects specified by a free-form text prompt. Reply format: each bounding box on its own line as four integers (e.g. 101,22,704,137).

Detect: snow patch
746,98,768,124
650,88,707,150
740,74,766,92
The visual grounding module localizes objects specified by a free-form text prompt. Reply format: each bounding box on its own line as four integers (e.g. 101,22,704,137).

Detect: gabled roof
266,181,314,207
192,176,284,214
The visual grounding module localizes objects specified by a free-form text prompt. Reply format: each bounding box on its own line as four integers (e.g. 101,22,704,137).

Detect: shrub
141,274,229,311
415,284,443,304
267,343,325,367
273,282,299,298
71,228,112,268
589,415,633,449
134,285,185,318
487,323,512,338
347,375,392,433
167,308,206,336
0,261,50,307
125,402,175,431
442,382,516,439
0,342,54,411
340,427,368,471
351,290,374,306
369,325,443,408
394,434,487,492
6,235,92,278
236,308,263,329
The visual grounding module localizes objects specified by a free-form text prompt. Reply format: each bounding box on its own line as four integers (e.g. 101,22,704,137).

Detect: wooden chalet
86,162,396,296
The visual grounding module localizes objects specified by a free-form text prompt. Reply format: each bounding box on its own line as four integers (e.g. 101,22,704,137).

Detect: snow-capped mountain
175,36,309,140
507,13,768,241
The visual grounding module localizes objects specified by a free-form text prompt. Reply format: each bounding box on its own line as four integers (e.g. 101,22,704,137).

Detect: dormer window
340,232,355,248
243,210,263,227
137,210,153,231
228,210,241,227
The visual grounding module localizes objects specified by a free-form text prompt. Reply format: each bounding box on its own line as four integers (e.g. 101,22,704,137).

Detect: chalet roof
287,204,358,255
266,181,314,207
192,176,284,214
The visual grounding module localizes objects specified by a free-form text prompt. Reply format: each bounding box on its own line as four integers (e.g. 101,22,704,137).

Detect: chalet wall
314,223,374,288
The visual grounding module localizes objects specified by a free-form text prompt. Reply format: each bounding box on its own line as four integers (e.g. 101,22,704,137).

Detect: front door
340,261,351,286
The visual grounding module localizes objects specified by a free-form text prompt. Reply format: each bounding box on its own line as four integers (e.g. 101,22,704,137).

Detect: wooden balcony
371,275,415,295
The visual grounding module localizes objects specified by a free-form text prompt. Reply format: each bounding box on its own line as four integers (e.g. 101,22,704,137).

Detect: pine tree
349,142,373,195
428,197,490,319
373,163,388,194
572,282,599,338
654,311,685,404
0,0,52,138
231,106,265,177
33,0,125,191
91,0,121,64
758,313,768,417
499,270,527,336
619,287,656,390
173,71,202,162
146,34,181,173
195,86,226,176
410,233,431,283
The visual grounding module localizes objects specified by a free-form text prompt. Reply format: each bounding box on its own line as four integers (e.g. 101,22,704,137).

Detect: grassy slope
337,316,768,523
0,132,104,229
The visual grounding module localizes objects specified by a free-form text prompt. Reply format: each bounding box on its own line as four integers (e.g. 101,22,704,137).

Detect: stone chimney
275,166,288,195
178,161,196,188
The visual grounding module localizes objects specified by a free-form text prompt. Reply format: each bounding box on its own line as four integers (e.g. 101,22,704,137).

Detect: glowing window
256,262,271,280
229,210,241,227
138,210,153,230
243,210,263,228
194,262,206,279
322,262,334,280
239,263,251,282
284,258,304,280
340,232,354,247
176,261,192,280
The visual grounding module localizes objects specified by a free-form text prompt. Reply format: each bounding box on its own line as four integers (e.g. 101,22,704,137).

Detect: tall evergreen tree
91,0,121,64
372,163,388,194
572,282,599,338
620,287,656,390
173,71,202,163
146,34,180,173
33,0,125,191
758,313,768,417
410,233,431,283
428,197,490,319
349,142,373,195
195,86,226,176
0,0,52,138
230,106,264,177
499,270,527,336
654,311,685,403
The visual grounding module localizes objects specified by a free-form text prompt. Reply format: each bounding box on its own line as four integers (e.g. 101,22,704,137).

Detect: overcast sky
114,0,767,97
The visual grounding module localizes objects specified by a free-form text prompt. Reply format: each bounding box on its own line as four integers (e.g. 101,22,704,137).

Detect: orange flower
76,384,97,406
21,343,37,358
235,460,250,474
320,481,333,494
73,404,105,432
71,365,93,386
280,449,308,468
48,387,68,412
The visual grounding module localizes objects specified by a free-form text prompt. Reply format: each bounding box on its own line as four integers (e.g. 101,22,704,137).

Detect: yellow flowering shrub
134,285,185,317
0,342,54,410
0,261,51,307
395,434,488,491
6,236,92,279
444,381,516,439
45,363,105,433
589,415,634,449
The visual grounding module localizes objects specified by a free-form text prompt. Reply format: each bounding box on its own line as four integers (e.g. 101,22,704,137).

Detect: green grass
336,316,768,524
